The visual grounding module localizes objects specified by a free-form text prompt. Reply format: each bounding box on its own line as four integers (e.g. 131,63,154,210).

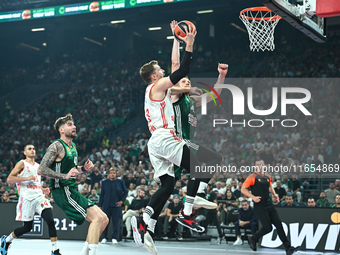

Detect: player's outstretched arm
154,26,197,93
38,141,78,179
170,20,180,73
194,63,228,106
7,161,35,183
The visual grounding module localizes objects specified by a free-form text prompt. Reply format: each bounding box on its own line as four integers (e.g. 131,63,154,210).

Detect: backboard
262,0,327,42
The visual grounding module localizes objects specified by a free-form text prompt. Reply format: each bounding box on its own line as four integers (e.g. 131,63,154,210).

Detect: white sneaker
112,239,118,244
193,196,217,209
144,232,157,255
101,238,107,244
233,238,242,245
126,231,132,238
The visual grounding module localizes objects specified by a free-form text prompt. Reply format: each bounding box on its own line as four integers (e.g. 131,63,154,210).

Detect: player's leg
176,146,205,232
101,208,111,243
1,198,35,254
85,205,109,255
41,208,60,255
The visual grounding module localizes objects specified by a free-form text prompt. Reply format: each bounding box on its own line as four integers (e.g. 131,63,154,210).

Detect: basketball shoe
144,231,157,255
131,216,146,247
0,235,11,255
193,196,217,209
176,211,205,232
51,249,62,255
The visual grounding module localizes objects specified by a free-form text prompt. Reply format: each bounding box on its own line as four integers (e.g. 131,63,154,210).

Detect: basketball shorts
148,128,186,182
16,195,52,222
51,186,95,225
174,139,199,179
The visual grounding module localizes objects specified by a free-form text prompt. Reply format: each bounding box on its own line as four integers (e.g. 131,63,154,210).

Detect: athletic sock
143,206,154,225
147,219,157,233
51,241,58,252
6,233,14,243
79,241,89,255
184,195,195,215
196,182,208,196
88,244,98,255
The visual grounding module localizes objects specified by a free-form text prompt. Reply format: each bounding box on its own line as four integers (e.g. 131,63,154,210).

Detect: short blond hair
54,113,74,134
140,60,158,84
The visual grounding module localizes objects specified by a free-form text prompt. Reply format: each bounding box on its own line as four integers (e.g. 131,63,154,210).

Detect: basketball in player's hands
174,20,196,44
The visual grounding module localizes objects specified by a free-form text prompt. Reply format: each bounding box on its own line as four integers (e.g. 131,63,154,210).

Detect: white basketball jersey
145,84,175,133
17,160,43,200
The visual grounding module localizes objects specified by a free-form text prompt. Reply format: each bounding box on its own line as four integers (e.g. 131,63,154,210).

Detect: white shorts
16,195,52,221
148,128,186,182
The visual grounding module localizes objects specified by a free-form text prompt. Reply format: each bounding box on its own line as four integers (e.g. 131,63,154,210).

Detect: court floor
4,238,338,255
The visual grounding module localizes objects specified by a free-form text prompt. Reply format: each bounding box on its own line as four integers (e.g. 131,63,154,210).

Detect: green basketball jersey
173,94,198,140
50,139,78,189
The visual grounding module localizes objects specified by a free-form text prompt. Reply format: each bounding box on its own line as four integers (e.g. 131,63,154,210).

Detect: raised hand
218,63,228,76
84,159,94,171
170,20,178,35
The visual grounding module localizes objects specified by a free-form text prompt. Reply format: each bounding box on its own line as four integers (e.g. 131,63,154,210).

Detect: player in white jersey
0,145,61,255
132,24,208,255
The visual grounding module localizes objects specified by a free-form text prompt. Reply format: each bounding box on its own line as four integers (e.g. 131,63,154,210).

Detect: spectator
290,174,302,202
331,194,340,208
122,188,146,238
163,194,184,240
233,200,258,245
1,192,10,202
78,176,87,193
88,189,99,204
280,174,293,193
99,167,128,244
233,182,242,199
335,179,340,192
155,198,170,239
279,194,299,207
307,198,318,207
324,183,340,203
199,184,224,244
213,182,226,198
127,183,137,203
8,188,18,201
89,167,103,190
173,180,182,195
274,180,287,202
317,191,329,207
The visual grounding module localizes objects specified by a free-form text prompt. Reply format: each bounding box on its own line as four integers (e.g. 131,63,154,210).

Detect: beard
66,132,78,139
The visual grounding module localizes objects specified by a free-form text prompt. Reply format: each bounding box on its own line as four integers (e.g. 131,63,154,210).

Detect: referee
241,160,299,255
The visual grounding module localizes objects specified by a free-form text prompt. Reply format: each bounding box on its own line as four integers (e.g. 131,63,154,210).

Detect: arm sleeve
169,51,192,85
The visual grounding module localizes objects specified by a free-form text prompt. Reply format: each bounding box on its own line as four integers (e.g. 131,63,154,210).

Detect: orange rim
240,6,282,21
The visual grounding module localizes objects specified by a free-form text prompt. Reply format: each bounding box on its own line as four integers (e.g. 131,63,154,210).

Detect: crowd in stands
1,22,340,242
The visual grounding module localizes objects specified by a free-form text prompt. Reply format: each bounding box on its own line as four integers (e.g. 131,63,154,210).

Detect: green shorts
174,140,199,179
51,186,95,225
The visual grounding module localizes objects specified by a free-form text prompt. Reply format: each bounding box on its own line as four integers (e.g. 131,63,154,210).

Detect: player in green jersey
170,20,228,231
38,113,109,255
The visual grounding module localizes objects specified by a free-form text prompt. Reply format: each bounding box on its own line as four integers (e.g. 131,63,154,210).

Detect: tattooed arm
38,141,78,179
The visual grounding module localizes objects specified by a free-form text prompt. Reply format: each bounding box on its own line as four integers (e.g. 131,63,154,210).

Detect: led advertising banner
0,0,191,23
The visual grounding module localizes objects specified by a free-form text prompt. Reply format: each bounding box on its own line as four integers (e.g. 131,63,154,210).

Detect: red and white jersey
145,84,175,133
16,160,43,200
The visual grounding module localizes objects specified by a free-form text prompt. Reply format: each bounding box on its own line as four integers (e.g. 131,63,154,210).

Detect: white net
240,7,281,52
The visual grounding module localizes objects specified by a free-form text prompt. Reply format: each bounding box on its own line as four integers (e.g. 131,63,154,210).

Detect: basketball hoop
240,6,281,52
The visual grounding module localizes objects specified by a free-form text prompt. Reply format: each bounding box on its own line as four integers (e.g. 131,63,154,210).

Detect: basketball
174,20,196,44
